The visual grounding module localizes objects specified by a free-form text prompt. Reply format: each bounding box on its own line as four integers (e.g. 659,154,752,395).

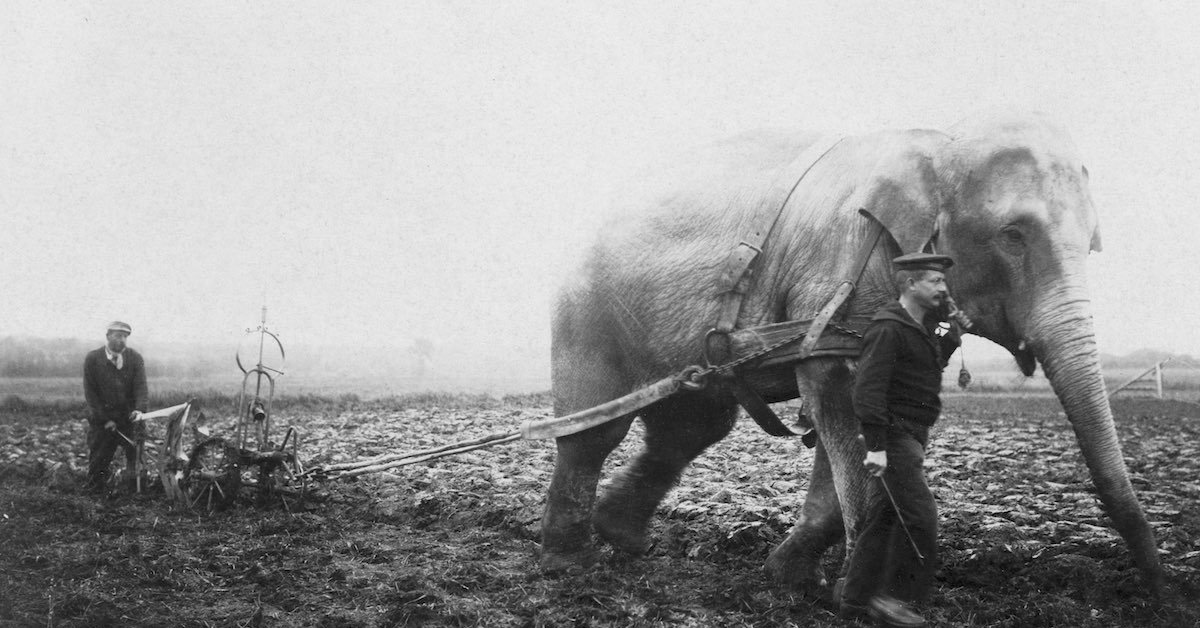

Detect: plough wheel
183,437,241,511
256,457,306,511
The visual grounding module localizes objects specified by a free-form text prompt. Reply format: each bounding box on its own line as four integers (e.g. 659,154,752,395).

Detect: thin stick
115,430,136,448
878,475,925,562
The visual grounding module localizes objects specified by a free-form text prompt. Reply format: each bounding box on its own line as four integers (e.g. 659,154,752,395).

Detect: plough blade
520,375,682,440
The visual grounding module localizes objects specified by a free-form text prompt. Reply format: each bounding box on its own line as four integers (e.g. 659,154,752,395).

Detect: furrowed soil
2,393,1199,627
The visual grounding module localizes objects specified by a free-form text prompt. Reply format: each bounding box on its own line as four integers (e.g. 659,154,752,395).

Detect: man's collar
897,295,930,325
104,346,123,359
873,300,935,336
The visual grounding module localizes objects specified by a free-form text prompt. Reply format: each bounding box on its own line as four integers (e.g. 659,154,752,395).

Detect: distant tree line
0,336,228,379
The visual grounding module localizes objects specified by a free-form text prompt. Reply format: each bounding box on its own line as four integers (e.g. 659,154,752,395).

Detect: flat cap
892,253,954,272
106,321,132,334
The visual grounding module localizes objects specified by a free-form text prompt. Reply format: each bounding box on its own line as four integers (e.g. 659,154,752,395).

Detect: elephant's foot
539,545,600,573
593,501,651,555
764,537,830,593
540,507,600,573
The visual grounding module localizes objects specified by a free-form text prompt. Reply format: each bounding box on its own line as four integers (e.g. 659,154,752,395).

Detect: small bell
958,366,972,389
794,401,818,449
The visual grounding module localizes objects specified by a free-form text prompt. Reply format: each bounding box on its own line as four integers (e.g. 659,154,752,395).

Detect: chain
828,322,865,339
709,330,805,377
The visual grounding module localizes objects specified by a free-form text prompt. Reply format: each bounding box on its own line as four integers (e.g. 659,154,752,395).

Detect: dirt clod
1,394,1198,626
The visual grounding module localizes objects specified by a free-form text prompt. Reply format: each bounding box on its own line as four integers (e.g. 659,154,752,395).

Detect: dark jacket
83,347,148,426
854,301,960,451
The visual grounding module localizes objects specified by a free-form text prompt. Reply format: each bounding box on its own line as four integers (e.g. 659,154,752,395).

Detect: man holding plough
82,320,148,492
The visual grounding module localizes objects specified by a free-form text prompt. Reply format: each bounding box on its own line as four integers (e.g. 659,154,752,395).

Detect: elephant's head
934,113,1099,370
929,111,1164,592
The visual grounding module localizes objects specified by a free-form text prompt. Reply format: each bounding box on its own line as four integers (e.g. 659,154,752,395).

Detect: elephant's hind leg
541,350,636,571
541,414,635,571
593,393,738,554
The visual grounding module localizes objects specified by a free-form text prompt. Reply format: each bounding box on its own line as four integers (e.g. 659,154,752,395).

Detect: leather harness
707,136,889,437
520,140,897,443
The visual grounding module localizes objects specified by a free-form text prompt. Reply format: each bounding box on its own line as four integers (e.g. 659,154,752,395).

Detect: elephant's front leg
765,438,843,591
766,362,873,591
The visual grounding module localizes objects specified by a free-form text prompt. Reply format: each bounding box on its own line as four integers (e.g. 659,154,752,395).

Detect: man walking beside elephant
539,113,1165,597
837,253,969,628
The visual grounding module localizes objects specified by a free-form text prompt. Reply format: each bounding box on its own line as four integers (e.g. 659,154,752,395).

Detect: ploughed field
1,393,1198,627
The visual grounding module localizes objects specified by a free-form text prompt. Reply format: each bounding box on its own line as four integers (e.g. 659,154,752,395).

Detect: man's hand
945,296,973,330
104,420,117,431
863,450,887,477
951,309,973,330
129,410,143,422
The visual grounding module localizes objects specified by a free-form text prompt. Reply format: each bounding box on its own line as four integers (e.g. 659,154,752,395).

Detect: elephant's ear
850,171,941,255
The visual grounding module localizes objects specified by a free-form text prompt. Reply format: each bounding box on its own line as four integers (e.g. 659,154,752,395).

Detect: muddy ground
2,393,1199,627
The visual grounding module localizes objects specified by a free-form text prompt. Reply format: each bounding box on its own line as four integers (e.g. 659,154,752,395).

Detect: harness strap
733,220,884,437
795,215,886,360
729,374,797,437
706,135,844,437
713,135,845,334
717,208,887,438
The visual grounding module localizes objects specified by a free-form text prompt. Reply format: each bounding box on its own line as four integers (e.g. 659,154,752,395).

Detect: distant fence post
1109,357,1172,399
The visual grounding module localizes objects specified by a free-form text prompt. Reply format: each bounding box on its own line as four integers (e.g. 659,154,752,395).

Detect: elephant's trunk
1029,283,1166,594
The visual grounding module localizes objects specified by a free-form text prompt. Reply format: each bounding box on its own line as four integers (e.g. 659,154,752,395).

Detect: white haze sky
3,1,1199,378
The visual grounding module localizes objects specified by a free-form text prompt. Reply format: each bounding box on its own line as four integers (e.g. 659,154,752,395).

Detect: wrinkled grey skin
542,111,1165,595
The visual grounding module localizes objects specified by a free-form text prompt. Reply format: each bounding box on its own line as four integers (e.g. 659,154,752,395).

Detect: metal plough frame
150,308,306,511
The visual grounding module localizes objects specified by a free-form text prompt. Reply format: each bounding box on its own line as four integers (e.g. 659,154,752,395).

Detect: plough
132,308,306,511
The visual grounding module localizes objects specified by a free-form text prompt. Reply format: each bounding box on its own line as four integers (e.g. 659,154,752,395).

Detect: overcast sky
3,1,1198,376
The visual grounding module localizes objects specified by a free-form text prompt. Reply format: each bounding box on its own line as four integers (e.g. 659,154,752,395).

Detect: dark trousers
842,421,938,605
87,420,139,486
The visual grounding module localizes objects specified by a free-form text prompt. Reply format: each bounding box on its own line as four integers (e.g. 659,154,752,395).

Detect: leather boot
868,594,926,627
835,578,873,622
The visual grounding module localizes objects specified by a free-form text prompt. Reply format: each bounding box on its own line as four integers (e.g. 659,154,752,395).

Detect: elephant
540,110,1166,596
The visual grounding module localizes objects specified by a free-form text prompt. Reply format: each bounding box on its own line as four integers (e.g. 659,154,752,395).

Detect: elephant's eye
999,226,1025,251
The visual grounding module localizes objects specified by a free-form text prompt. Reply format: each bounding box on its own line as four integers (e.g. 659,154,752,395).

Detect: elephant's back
552,124,963,379
556,130,830,371
612,129,824,223
592,129,827,262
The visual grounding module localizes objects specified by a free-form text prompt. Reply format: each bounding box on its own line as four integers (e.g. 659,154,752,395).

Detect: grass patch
0,387,555,418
